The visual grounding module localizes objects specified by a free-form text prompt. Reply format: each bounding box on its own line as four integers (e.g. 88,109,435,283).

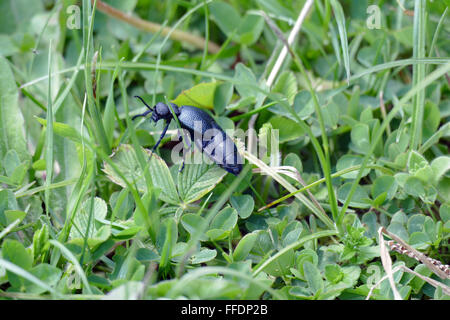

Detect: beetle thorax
153,102,180,121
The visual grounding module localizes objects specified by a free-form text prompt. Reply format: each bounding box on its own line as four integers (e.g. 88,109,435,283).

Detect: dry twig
94,0,220,54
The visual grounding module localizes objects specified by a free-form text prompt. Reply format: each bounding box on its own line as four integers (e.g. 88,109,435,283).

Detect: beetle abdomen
178,105,243,175
178,106,216,132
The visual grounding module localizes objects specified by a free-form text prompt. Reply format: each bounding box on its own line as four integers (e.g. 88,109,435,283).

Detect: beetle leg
177,130,191,173
178,130,191,148
179,158,185,173
149,120,170,160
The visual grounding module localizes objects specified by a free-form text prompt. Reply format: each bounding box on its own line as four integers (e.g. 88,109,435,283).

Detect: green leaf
233,232,258,261
0,35,19,56
409,264,433,294
437,177,450,201
340,266,361,287
289,285,313,299
430,156,450,184
233,63,259,99
172,82,218,110
209,1,241,37
422,101,440,140
258,0,294,19
372,175,398,201
303,261,324,295
372,193,387,207
272,71,297,104
206,228,229,241
3,149,20,177
4,210,27,225
216,116,234,131
269,116,305,143
23,264,62,294
158,218,177,270
350,123,371,154
214,82,233,115
0,57,30,163
336,155,371,179
113,226,142,240
190,248,217,264
282,228,302,247
110,189,134,220
324,264,344,284
103,66,119,146
177,162,226,204
440,203,450,223
210,206,238,231
2,239,33,270
237,13,264,45
32,224,49,261
292,91,314,120
104,282,144,299
391,211,408,225
36,117,83,144
0,189,18,226
180,214,208,241
283,153,303,173
2,239,33,288
262,248,295,277
423,217,437,243
295,249,318,280
407,214,426,234
408,151,429,175
69,197,111,247
409,232,430,249
230,195,254,219
10,161,30,185
136,248,159,262
386,222,409,242
404,176,426,198
322,99,341,129
0,0,43,38
362,211,378,238
337,183,371,209
103,144,180,204
32,159,46,171
322,265,361,299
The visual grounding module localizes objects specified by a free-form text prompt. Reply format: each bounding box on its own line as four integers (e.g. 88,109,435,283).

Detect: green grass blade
49,240,93,294
168,265,284,300
45,42,54,218
0,259,59,296
82,0,110,155
410,0,427,150
330,0,351,83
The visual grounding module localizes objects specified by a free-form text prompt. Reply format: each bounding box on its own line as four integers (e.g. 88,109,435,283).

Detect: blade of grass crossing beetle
45,41,54,219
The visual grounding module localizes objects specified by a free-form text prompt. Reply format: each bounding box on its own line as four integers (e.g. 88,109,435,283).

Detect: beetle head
132,96,180,123
153,102,180,121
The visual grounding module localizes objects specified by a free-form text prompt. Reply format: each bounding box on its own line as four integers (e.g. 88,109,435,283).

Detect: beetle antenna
131,110,152,120
134,95,154,111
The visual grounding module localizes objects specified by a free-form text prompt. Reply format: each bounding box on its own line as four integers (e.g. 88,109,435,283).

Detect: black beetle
132,96,243,176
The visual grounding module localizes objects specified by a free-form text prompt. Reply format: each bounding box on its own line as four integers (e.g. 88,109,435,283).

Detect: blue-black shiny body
132,97,243,176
